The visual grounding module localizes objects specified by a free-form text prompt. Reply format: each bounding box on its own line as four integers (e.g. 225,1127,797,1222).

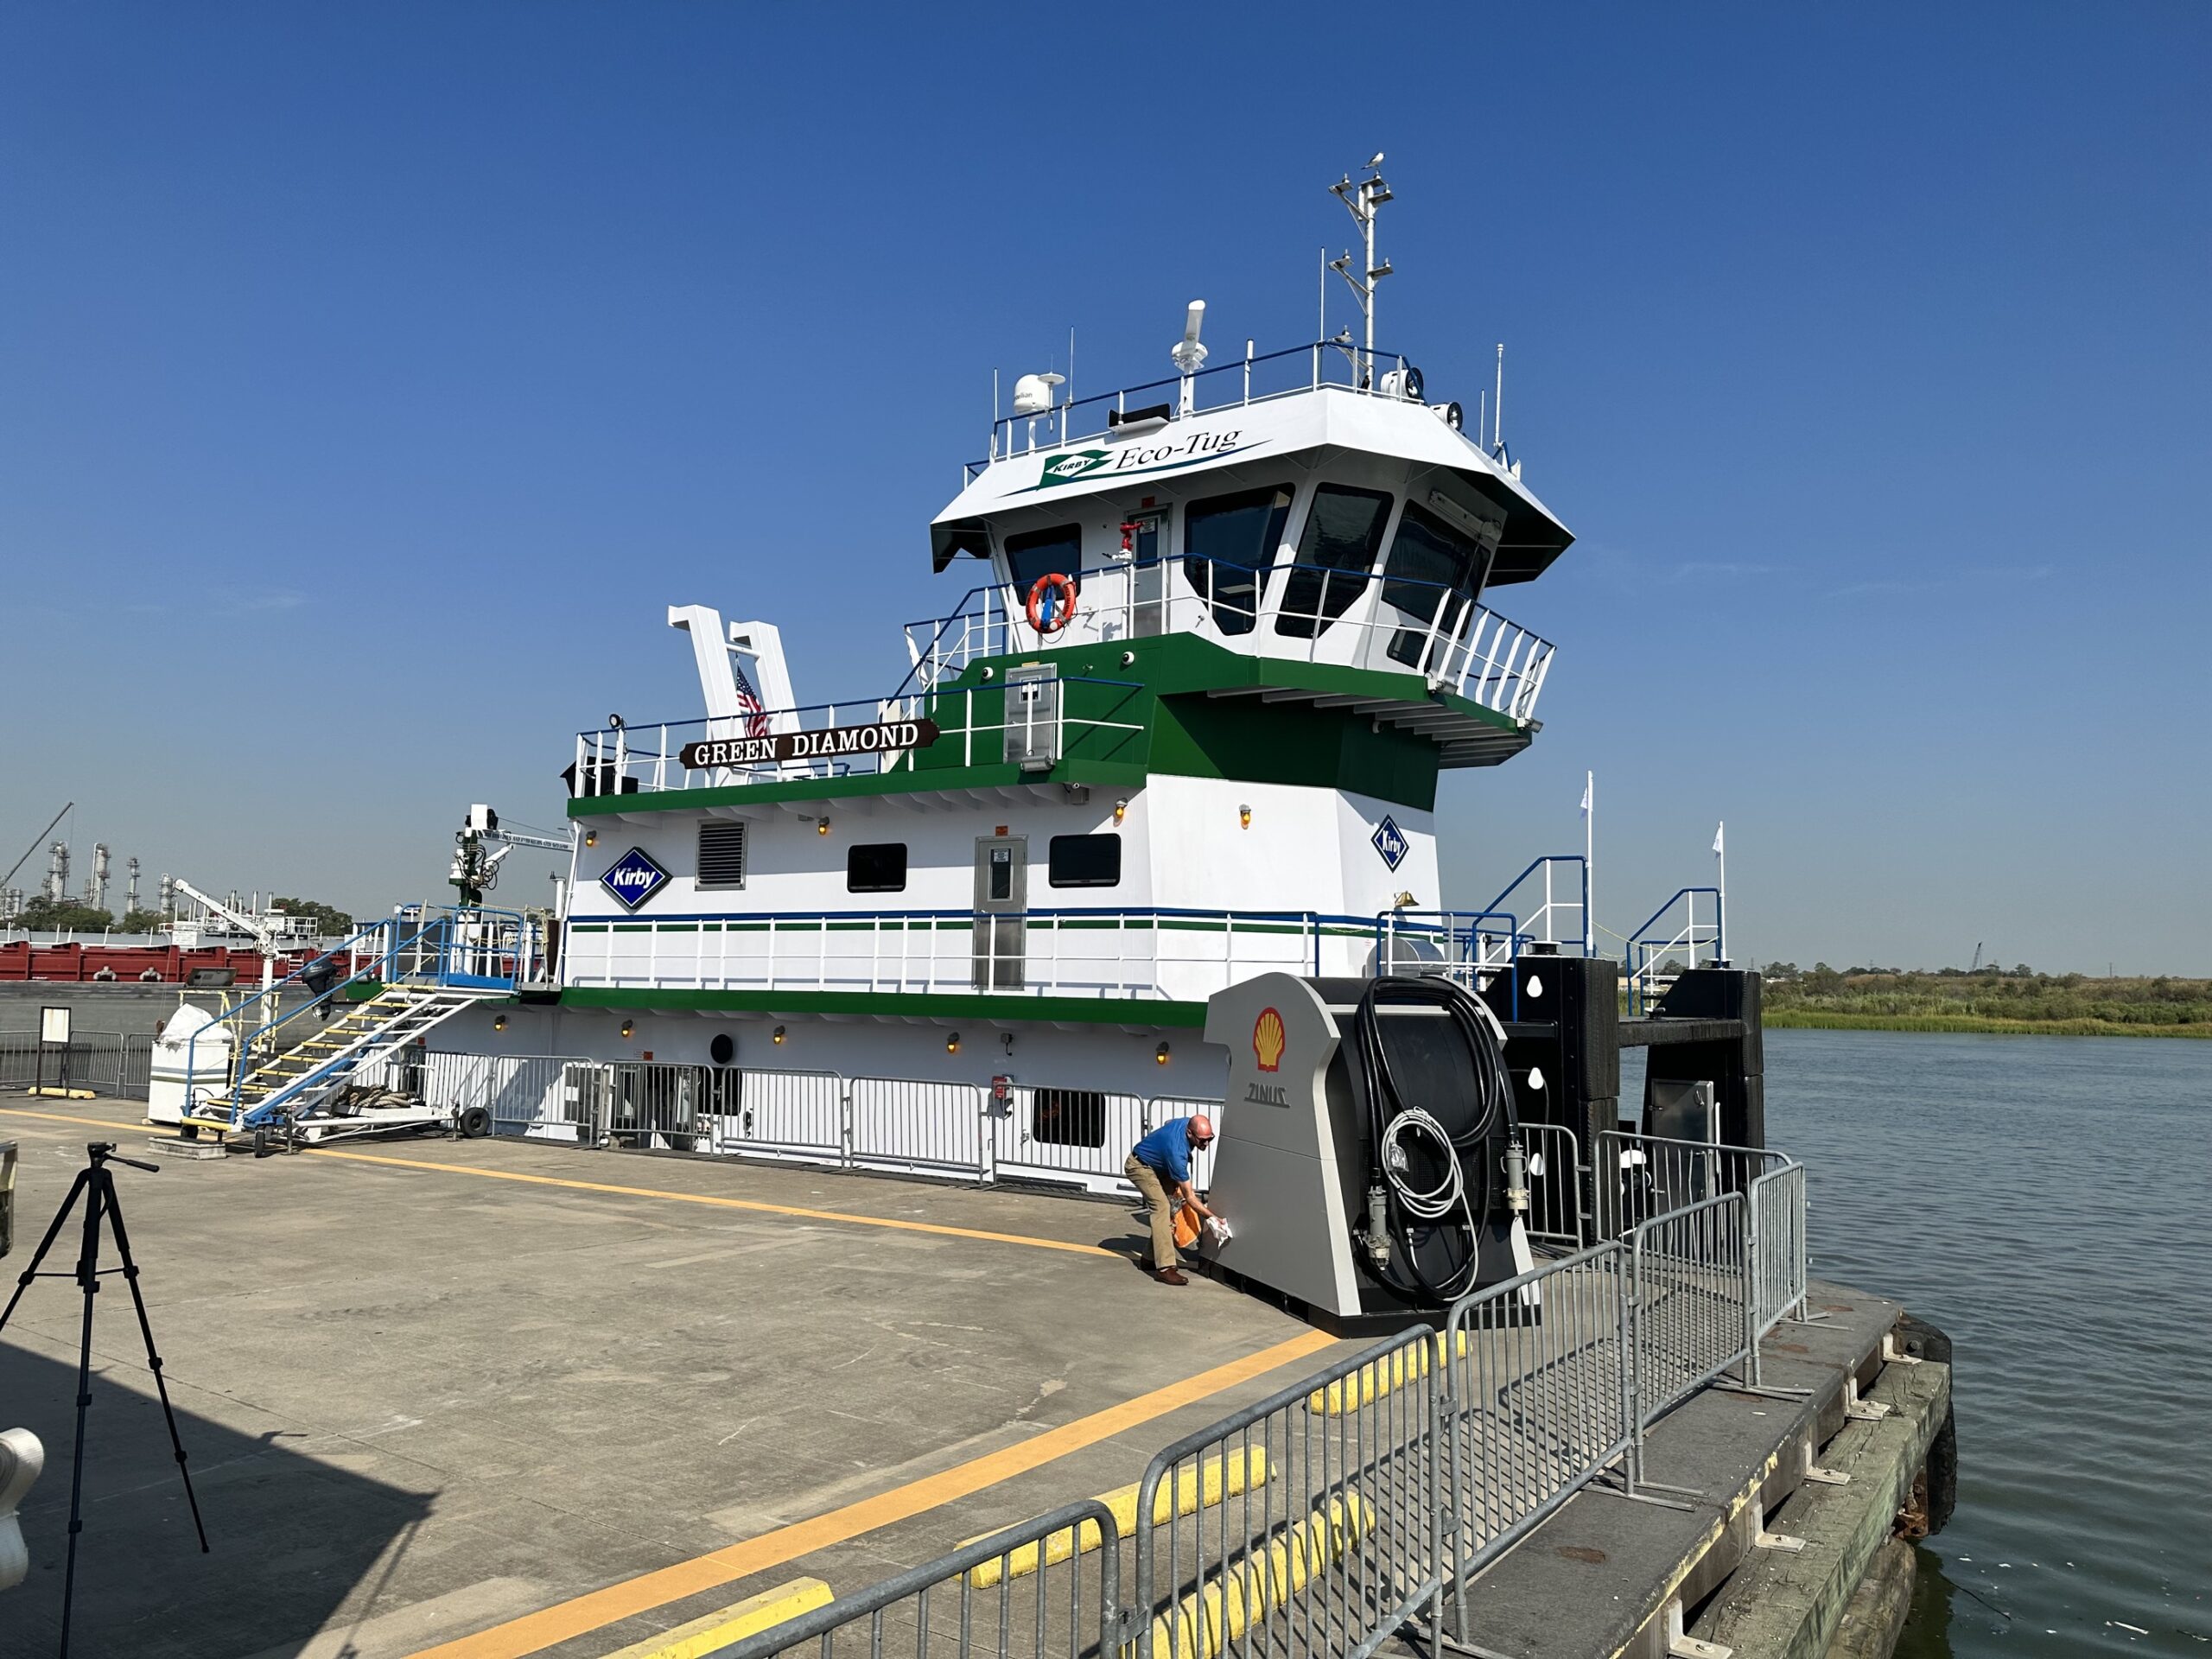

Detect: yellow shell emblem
1253,1007,1286,1073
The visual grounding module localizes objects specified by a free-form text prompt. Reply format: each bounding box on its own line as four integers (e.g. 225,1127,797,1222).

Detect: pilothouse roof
929,372,1573,584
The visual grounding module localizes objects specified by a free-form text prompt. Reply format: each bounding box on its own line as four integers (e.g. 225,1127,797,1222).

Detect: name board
680,719,939,771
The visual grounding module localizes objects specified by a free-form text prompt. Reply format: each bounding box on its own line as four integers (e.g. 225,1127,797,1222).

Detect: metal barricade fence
1132,1326,1444,1659
849,1076,990,1180
1594,1128,1785,1241
1519,1122,1584,1249
0,1030,149,1098
705,1068,848,1166
605,1060,710,1152
1627,1192,1750,1479
1439,1243,1632,1642
1747,1160,1808,1342
415,1052,595,1142
720,1499,1123,1659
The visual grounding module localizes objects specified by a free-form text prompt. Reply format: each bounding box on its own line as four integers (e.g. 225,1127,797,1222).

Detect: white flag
1579,773,1592,817
1712,822,1725,855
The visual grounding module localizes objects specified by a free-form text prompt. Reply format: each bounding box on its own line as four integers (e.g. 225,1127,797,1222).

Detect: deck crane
448,805,573,908
171,878,289,993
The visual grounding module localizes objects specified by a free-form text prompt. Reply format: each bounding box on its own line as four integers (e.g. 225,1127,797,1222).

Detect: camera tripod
0,1142,208,1656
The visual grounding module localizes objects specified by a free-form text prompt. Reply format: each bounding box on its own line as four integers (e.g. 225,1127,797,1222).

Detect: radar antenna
1328,155,1393,388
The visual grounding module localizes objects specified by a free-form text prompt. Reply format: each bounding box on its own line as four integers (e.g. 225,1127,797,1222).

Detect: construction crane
448,806,572,907
2,804,71,899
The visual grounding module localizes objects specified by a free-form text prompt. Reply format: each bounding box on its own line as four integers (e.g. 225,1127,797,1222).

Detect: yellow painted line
410,1329,1337,1659
598,1577,831,1659
963,1447,1271,1587
304,1147,1122,1259
0,1108,1116,1261
1304,1331,1470,1415
1,1106,149,1131
1129,1491,1374,1659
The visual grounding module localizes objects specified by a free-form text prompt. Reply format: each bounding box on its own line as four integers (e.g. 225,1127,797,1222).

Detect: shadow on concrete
0,1340,433,1659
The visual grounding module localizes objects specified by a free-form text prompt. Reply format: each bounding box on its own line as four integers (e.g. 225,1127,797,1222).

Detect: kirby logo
1252,1007,1285,1073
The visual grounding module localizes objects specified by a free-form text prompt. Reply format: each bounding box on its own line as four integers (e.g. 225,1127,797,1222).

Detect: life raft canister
1026,572,1078,635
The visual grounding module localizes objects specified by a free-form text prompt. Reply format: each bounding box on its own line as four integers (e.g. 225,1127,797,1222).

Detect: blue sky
3,3,2205,972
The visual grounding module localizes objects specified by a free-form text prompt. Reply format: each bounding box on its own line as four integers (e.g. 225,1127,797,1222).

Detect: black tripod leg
0,1168,90,1336
96,1176,208,1553
56,1169,106,1659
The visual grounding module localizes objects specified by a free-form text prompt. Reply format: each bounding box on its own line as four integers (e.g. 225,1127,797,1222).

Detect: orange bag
1172,1202,1205,1250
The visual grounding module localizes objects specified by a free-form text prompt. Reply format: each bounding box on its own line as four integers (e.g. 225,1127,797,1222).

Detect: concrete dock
0,1099,1947,1659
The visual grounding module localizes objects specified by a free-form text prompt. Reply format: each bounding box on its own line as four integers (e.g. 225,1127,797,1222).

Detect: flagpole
1583,770,1595,956
1713,821,1727,964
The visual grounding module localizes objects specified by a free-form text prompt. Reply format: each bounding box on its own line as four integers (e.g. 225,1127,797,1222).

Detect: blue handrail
1481,855,1590,954
1624,887,1724,1015
184,906,531,1129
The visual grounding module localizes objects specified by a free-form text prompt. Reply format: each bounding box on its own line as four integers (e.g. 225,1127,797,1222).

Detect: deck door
972,836,1027,990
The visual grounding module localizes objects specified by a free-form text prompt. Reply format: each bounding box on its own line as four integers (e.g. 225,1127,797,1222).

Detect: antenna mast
1328,156,1393,387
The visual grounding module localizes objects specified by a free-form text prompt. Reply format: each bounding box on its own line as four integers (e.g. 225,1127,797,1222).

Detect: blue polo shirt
1132,1118,1196,1185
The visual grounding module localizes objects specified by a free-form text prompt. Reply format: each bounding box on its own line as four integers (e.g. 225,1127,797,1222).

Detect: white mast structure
1329,155,1393,388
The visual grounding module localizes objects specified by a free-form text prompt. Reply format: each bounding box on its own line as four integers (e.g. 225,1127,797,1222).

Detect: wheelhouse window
1277,486,1394,639
1047,832,1122,888
1183,484,1293,636
697,821,747,890
1379,501,1493,668
846,842,908,893
1004,524,1084,603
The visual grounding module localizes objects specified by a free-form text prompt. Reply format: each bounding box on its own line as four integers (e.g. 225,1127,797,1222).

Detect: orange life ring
1026,572,1078,635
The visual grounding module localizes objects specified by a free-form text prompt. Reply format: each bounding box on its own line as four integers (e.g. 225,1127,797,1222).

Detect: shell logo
1252,1007,1286,1073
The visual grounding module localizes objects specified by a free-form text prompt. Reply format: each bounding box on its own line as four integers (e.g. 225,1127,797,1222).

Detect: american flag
732,656,770,738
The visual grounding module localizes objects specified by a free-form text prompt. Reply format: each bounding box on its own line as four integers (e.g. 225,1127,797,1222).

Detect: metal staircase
225,984,502,1124
181,905,545,1136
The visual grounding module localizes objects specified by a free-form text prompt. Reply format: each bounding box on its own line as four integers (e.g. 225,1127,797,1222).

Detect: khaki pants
1125,1154,1178,1270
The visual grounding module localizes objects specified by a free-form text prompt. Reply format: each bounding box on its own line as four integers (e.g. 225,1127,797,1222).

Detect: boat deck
0,1099,1942,1659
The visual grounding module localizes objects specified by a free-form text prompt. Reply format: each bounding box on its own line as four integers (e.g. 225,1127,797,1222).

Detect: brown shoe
1155,1268,1189,1286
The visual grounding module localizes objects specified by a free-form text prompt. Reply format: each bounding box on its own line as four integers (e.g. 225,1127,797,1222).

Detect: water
1645,1030,2212,1656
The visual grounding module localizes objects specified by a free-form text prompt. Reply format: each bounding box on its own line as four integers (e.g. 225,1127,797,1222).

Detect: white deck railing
562,906,1382,1002
905,554,1554,722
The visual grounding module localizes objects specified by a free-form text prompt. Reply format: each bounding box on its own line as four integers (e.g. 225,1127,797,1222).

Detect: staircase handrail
1623,886,1723,1014
181,913,407,1116
1481,854,1590,953
185,907,528,1126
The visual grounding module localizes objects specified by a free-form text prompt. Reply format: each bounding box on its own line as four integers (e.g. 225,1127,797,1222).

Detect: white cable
1380,1106,1467,1220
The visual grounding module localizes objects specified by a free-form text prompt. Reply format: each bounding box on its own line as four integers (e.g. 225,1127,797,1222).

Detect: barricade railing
0,1030,154,1099
1519,1121,1585,1250
1440,1243,1633,1642
549,1057,1226,1197
698,1172,1802,1659
1626,1192,1751,1479
1593,1128,1789,1241
1747,1160,1808,1346
411,1052,595,1142
719,1499,1123,1659
705,1067,849,1166
1133,1325,1446,1659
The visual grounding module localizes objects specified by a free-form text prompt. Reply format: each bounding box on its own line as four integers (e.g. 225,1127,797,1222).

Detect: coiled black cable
1348,973,1520,1303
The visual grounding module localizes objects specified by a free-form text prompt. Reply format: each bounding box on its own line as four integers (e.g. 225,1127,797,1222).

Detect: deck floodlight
1156,1041,1171,1066
772,1025,785,1045
620,1020,634,1039
1239,804,1252,829
946,1032,961,1054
